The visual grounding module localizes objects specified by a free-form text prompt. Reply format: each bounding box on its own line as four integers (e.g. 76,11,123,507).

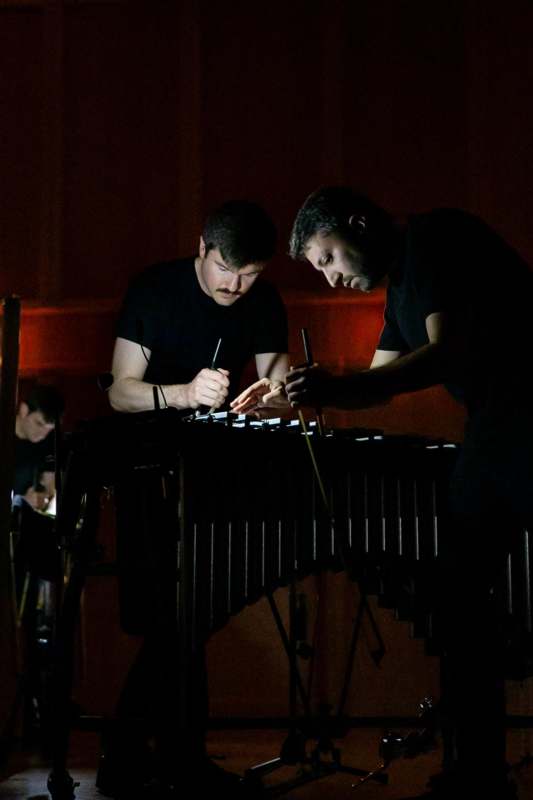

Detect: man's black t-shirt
378,209,533,417
116,257,288,404
13,435,55,496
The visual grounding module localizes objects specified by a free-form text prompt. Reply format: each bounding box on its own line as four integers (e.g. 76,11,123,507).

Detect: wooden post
0,296,21,746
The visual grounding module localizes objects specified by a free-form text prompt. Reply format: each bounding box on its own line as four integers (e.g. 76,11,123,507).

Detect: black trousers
113,469,208,771
437,413,533,787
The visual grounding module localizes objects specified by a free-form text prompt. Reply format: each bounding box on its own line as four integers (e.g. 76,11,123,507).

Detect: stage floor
2,727,533,799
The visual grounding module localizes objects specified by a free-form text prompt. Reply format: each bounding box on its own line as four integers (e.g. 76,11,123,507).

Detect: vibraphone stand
244,575,389,796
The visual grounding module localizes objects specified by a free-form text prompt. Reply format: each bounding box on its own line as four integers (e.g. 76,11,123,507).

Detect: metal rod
300,328,325,436
205,337,224,415
210,337,222,370
301,327,313,365
297,411,329,513
296,328,329,511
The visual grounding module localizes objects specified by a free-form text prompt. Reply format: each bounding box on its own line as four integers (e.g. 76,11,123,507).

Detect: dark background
2,0,532,720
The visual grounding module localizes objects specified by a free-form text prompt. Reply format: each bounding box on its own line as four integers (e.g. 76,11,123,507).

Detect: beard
353,249,389,292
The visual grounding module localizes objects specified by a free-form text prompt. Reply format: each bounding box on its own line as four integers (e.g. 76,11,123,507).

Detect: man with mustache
286,186,531,800
110,200,288,415
101,200,288,798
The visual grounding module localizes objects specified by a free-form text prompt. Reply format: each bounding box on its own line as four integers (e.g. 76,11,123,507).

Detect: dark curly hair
25,384,65,423
202,200,277,268
289,186,393,260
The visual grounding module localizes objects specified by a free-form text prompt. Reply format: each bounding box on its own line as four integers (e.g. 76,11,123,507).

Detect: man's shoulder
117,257,197,336
408,208,529,266
130,256,196,291
245,277,284,306
408,207,480,233
15,433,53,460
405,208,501,264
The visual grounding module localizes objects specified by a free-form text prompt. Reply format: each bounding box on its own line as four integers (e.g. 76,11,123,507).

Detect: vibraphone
82,410,529,644
47,409,533,798
177,413,456,647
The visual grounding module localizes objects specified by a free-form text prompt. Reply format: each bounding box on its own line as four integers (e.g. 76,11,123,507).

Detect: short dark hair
202,200,277,268
25,384,65,423
289,186,393,260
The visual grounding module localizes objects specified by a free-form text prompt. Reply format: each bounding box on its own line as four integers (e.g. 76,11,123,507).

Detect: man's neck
384,222,406,281
15,416,26,440
194,255,207,296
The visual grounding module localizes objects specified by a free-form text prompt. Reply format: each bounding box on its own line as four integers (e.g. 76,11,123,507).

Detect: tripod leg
244,582,311,787
267,593,311,716
336,582,386,718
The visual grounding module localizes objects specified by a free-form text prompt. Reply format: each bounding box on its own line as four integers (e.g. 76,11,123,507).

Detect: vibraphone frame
45,409,533,798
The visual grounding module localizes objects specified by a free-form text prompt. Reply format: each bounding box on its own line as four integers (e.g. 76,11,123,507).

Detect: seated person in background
12,383,64,738
100,200,289,798
13,384,65,512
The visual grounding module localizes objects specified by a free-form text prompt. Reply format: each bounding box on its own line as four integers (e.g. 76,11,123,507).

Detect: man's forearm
109,377,191,413
332,342,449,408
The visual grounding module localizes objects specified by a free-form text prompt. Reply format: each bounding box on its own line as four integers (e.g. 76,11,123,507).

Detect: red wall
14,289,465,442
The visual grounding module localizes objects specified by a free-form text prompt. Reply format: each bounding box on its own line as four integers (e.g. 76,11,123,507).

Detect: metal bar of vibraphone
397,477,404,557
227,520,232,616
363,473,369,554
506,552,514,618
244,520,249,601
524,529,531,633
347,472,353,551
192,523,199,635
312,476,318,563
413,477,420,562
379,475,386,554
261,520,266,592
431,479,439,559
209,522,215,630
277,520,283,582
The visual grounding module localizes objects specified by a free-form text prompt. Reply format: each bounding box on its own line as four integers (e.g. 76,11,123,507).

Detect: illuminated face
304,230,384,293
17,404,55,443
195,239,265,306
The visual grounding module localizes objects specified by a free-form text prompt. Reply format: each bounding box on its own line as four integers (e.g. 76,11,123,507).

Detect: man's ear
199,236,206,258
348,214,367,236
19,401,29,419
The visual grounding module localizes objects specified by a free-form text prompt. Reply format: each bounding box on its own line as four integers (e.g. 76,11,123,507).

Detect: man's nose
228,274,241,293
325,270,341,288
